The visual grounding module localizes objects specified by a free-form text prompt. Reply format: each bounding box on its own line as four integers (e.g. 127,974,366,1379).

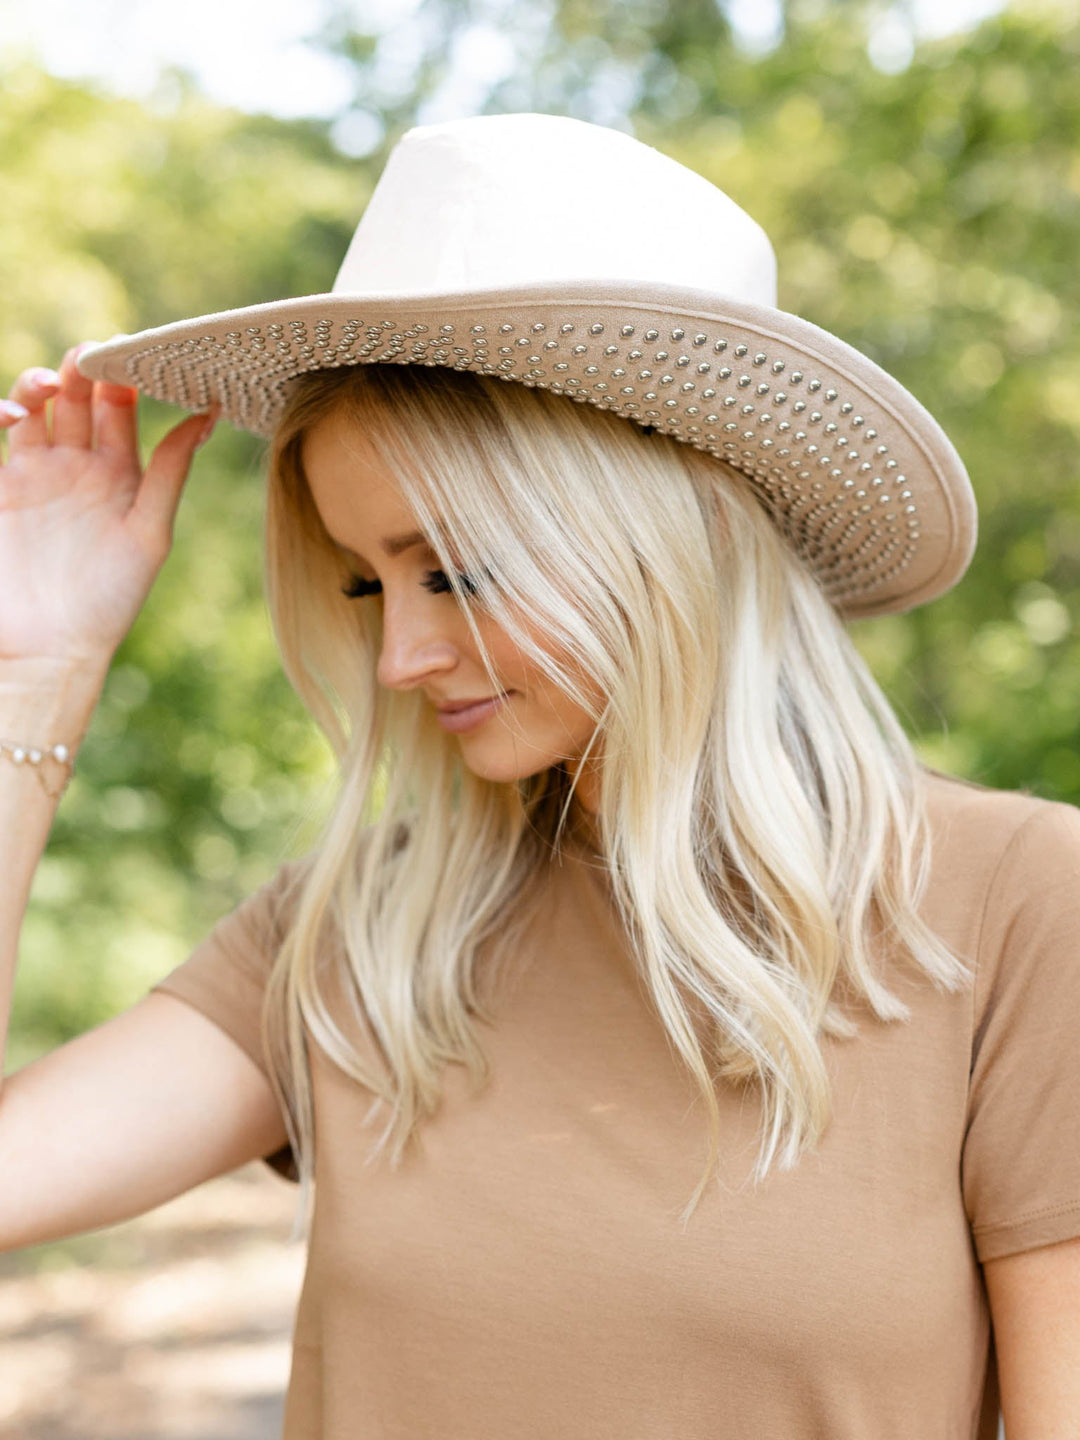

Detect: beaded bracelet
0,738,74,799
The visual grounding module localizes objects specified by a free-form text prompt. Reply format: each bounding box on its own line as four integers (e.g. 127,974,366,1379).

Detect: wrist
0,655,109,757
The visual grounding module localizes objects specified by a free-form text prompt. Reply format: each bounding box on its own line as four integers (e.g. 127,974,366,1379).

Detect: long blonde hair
259,361,970,1242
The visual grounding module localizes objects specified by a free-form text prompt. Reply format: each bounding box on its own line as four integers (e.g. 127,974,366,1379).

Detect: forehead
301,409,415,534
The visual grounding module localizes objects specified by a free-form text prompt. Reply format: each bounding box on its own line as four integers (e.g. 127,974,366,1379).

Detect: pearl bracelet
0,737,74,799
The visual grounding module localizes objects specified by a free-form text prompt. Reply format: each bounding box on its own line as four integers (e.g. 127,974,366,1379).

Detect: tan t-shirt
150,769,1080,1438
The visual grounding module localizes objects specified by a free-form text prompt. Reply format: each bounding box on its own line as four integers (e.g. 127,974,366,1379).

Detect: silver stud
560,323,574,334
693,333,708,346
753,352,767,366
590,323,604,335
620,324,635,337
644,329,659,341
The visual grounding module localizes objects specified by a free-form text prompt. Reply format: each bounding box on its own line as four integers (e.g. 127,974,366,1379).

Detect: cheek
475,613,603,731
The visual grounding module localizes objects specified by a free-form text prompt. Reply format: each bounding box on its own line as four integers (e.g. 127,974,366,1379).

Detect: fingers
3,367,61,452
51,344,97,448
93,382,141,462
2,345,142,465
129,406,221,552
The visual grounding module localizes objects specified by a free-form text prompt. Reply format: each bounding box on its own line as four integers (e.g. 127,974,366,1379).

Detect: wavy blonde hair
259,361,971,1243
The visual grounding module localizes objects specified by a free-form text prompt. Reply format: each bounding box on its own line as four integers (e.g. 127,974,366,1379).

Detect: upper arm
0,989,290,1253
983,1236,1080,1437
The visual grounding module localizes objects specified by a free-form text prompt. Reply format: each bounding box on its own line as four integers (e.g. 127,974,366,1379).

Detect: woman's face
301,406,604,810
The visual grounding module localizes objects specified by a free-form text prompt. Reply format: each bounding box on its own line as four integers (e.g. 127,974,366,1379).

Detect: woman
1,113,1077,1437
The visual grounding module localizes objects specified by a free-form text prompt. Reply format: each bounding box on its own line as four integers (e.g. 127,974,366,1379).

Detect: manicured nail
0,399,30,421
195,405,221,447
29,368,61,389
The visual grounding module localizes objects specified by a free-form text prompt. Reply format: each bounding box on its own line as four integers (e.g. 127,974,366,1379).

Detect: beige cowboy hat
76,111,977,620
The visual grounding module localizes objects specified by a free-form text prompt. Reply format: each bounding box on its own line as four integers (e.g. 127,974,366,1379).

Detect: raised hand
0,344,219,669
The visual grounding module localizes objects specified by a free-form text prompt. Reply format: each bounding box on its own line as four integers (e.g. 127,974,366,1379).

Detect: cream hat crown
78,111,977,619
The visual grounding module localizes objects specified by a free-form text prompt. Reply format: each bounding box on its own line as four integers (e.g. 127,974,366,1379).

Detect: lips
436,693,507,713
434,692,511,733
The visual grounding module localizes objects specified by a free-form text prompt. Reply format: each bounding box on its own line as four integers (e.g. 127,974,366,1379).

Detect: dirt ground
0,1161,304,1440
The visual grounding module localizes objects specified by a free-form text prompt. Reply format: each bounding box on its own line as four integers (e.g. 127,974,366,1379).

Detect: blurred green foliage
2,0,1078,1061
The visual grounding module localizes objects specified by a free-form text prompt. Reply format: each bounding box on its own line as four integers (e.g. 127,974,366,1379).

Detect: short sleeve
149,857,310,1184
962,798,1080,1261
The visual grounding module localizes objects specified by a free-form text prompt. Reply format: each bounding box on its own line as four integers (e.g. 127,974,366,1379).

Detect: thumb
131,406,220,551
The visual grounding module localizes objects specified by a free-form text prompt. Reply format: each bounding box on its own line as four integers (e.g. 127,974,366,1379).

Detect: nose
375,590,459,692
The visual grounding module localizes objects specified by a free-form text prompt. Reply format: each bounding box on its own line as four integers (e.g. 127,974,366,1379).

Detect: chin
457,738,557,786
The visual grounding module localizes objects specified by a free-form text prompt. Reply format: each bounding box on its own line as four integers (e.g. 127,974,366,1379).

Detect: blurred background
1,0,1076,1433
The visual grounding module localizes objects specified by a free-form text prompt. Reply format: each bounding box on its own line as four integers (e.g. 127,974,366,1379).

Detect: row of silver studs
124,314,923,602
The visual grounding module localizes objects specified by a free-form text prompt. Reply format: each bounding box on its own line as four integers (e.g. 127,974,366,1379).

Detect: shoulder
918,766,1080,881
918,769,1080,1015
912,768,1080,974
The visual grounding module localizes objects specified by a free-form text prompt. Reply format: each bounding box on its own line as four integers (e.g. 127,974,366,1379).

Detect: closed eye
340,570,482,600
341,573,383,599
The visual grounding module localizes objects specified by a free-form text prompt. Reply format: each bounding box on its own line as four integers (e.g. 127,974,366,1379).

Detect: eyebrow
330,529,430,566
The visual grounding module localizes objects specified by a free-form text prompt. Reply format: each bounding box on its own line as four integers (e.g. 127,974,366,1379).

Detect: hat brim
76,277,976,620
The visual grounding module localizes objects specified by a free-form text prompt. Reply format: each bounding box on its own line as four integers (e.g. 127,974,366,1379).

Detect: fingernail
29,367,61,389
195,405,221,447
0,399,30,421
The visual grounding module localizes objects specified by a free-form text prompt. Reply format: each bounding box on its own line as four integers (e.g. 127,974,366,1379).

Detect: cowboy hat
76,111,977,620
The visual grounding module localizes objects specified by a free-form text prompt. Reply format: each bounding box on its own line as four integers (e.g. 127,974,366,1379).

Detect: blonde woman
2,114,1078,1438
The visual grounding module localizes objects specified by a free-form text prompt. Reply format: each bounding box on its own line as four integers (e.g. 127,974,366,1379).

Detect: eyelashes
341,569,482,601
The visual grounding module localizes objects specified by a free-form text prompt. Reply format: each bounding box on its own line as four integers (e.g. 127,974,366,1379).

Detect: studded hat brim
76,277,976,620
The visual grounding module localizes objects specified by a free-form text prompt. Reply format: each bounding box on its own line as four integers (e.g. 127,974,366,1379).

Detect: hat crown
332,112,778,305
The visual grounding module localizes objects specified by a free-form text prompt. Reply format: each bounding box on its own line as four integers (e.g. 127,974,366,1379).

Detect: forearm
0,656,108,1078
